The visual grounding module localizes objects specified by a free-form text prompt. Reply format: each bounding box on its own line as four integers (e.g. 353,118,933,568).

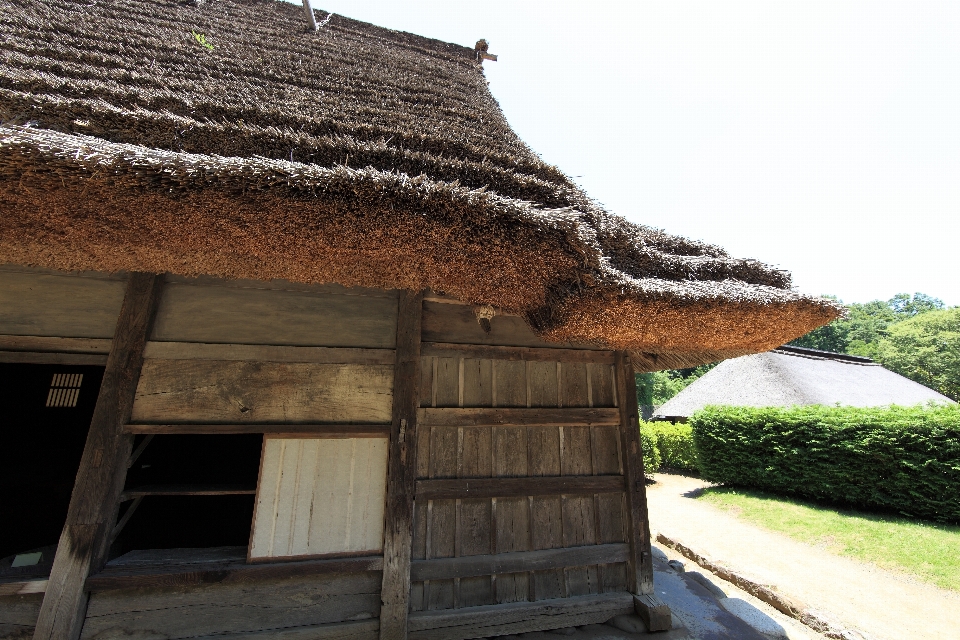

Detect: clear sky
298,1,960,307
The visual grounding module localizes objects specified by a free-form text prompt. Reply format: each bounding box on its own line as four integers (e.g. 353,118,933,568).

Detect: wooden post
614,352,672,631
33,273,163,640
379,290,424,640
614,351,655,595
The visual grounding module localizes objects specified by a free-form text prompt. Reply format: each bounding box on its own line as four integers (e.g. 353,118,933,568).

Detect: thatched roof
0,0,840,365
654,345,956,420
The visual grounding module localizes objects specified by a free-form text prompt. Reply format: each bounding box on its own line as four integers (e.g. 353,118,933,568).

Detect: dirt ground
646,473,960,640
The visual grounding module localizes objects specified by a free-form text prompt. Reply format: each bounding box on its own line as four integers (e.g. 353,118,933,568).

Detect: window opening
112,434,262,554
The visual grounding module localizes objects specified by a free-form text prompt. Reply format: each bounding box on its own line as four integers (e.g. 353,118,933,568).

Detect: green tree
636,363,717,409
874,308,960,401
790,293,946,357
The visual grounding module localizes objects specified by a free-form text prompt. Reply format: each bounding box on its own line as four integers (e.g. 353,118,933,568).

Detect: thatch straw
0,0,841,365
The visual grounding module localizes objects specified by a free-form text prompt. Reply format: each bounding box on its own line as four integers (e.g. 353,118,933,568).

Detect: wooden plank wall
409,349,629,613
79,573,382,640
0,267,126,339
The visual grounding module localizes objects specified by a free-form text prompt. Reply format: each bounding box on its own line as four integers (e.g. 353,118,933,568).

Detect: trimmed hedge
649,422,699,471
638,423,661,474
691,404,960,523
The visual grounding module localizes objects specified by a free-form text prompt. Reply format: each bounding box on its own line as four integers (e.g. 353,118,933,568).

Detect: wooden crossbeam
85,554,383,592
418,407,620,427
420,342,613,364
410,543,629,581
123,423,390,436
415,475,624,500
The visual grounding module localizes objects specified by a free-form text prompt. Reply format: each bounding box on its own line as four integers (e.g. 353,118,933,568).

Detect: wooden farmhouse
0,1,839,639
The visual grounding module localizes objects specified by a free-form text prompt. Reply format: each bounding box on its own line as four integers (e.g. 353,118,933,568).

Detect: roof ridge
774,345,878,366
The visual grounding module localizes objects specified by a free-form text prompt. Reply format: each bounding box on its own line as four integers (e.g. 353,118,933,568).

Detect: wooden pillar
614,351,655,595
615,351,672,631
379,290,424,640
33,273,163,640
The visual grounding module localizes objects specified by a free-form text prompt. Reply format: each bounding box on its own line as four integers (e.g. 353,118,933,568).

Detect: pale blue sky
294,1,960,306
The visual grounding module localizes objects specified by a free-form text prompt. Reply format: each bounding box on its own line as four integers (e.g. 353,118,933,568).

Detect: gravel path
646,473,960,640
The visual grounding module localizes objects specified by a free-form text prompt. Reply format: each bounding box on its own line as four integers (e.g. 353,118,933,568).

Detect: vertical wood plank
614,351,655,596
461,358,492,407
489,361,529,604
434,358,459,407
427,426,457,610
458,420,493,608
379,290,424,640
525,360,559,602
560,365,598,597
560,425,598,597
34,273,162,640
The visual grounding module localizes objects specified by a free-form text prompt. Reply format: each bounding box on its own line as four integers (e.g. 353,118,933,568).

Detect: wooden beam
123,423,390,436
33,273,163,640
411,543,629,581
418,407,620,427
85,555,384,592
142,341,395,365
407,593,634,640
0,351,108,365
120,484,256,501
421,342,613,364
379,290,424,640
415,475,624,500
0,578,48,596
0,334,113,354
614,351,656,596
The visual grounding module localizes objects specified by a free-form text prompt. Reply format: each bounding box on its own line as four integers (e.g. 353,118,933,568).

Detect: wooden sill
85,547,383,591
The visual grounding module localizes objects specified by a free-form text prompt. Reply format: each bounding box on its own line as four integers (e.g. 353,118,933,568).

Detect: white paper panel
250,437,388,559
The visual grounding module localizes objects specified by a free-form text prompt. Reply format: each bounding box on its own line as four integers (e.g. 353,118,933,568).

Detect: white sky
301,1,960,306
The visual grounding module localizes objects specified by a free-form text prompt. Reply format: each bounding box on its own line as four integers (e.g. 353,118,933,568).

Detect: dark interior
0,363,104,562
116,434,263,552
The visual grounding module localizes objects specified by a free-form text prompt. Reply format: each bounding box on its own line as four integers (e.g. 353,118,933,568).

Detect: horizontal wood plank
131,360,393,424
124,424,391,436
407,592,634,640
81,571,382,639
152,282,398,348
120,485,256,501
164,274,398,299
0,579,48,596
418,407,620,427
421,342,613,364
0,335,113,354
143,342,395,365
203,619,380,640
85,556,384,592
415,475,624,500
411,543,628,581
0,270,126,339
0,351,108,365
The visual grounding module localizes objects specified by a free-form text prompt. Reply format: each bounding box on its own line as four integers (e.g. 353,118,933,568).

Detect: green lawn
697,487,960,592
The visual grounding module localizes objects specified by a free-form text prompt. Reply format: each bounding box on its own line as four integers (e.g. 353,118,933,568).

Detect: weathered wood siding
0,267,126,339
410,346,629,613
152,279,398,348
0,593,43,640
131,360,393,424
250,437,389,559
79,573,382,640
